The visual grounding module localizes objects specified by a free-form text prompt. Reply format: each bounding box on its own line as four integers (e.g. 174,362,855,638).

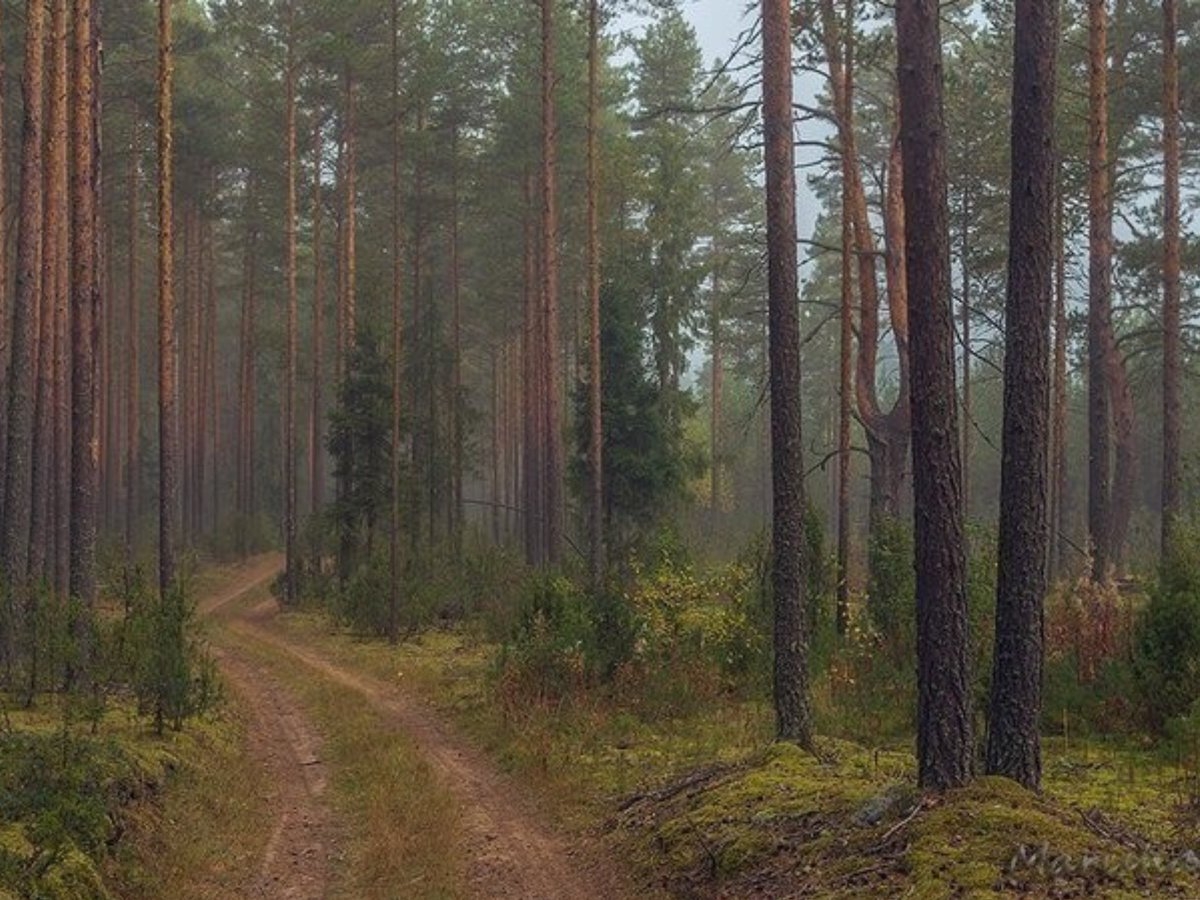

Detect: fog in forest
0,0,1197,897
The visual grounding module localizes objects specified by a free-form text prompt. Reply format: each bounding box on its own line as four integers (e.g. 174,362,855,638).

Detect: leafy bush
498,575,595,704
329,553,396,638
1134,549,1200,732
866,515,915,651
0,726,176,900
497,554,772,718
116,567,218,733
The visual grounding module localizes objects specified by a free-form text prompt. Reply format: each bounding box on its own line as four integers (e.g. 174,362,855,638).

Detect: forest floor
122,555,1200,899
179,554,636,900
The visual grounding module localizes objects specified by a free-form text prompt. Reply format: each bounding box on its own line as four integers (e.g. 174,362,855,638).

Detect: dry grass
109,703,274,900
221,615,465,899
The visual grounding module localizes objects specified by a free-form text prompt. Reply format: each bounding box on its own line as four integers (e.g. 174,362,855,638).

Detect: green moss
0,702,234,900
617,745,1200,898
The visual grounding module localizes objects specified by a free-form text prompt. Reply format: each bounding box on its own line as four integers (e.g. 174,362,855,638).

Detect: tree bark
2,0,47,601
409,101,426,553
283,0,298,605
896,0,973,790
389,0,403,642
450,120,463,554
0,0,8,532
201,210,216,533
67,0,102,681
1051,163,1069,576
522,173,543,566
30,0,70,592
763,0,815,749
587,0,605,584
157,0,178,596
540,0,564,566
310,129,326,518
343,73,358,360
835,0,855,637
236,206,258,554
987,0,1058,792
1160,0,1181,556
710,279,723,533
126,116,141,556
960,188,972,519
1087,0,1113,582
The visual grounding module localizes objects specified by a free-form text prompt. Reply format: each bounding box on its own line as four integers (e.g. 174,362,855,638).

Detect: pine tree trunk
208,214,220,533
53,137,71,599
763,0,814,749
409,102,426,553
310,130,326,518
491,349,501,544
986,0,1058,792
710,289,723,533
236,211,254,550
31,0,70,592
0,0,8,532
190,209,204,539
343,74,357,358
836,0,855,635
246,226,258,533
334,133,346,386
157,0,178,596
104,218,120,538
540,0,564,566
126,116,141,557
283,0,298,605
70,0,102,677
1051,166,1069,576
2,0,47,604
960,188,972,519
522,174,543,566
896,0,973,790
389,0,404,641
586,0,605,583
450,120,463,555
1087,0,1113,582
1160,0,1181,555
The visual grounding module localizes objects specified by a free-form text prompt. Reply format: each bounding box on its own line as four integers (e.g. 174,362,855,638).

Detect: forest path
203,556,632,900
201,556,335,900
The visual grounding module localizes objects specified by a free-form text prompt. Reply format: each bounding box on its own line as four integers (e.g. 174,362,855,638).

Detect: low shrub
116,568,218,732
1134,555,1200,732
0,725,178,900
496,554,772,718
498,575,594,705
865,515,913,644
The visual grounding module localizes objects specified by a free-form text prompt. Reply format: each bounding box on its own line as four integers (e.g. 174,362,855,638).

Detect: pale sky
667,0,826,258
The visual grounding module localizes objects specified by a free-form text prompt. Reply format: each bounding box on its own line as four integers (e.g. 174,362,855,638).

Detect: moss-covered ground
0,700,246,900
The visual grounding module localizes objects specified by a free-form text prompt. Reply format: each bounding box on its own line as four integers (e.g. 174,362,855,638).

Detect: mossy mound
0,706,216,900
614,740,1200,898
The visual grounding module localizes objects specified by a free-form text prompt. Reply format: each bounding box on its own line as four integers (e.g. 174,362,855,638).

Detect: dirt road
203,558,335,899
202,557,631,900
